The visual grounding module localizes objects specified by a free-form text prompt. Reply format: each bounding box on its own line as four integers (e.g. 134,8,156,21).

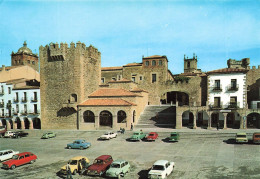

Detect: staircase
135,105,176,129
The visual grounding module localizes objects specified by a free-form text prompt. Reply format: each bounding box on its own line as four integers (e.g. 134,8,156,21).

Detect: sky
0,0,259,74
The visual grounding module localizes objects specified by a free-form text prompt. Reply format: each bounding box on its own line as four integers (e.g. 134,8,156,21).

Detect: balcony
5,113,12,118
31,97,38,102
227,102,240,109
227,84,239,91
0,90,4,95
13,111,18,115
209,102,223,110
211,86,222,92
20,110,28,115
6,103,12,109
0,102,4,108
28,110,40,115
13,98,19,103
21,97,27,103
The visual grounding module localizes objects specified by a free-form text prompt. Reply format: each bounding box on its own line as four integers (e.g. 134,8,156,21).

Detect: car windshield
94,159,104,164
237,135,246,138
171,134,177,137
104,133,109,135
152,165,165,170
149,134,154,136
133,133,139,135
111,163,120,168
12,155,19,159
69,160,77,165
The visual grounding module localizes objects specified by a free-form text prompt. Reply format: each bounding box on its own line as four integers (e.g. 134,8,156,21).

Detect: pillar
207,112,212,129
113,115,117,130
21,120,25,129
176,110,182,129
223,113,227,129
193,112,197,129
94,115,99,130
29,119,33,129
6,120,11,130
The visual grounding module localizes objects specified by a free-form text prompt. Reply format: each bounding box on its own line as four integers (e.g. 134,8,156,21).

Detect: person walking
80,158,88,176
66,162,73,179
131,123,133,131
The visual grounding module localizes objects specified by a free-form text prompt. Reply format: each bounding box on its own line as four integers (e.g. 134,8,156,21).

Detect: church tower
184,53,198,73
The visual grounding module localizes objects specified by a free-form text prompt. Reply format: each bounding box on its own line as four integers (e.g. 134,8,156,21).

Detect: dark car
86,155,113,176
12,131,29,138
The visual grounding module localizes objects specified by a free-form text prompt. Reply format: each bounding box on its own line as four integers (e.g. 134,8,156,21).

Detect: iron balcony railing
227,102,240,109
31,97,38,102
20,110,28,115
227,84,239,91
209,102,223,110
28,110,40,114
0,102,4,108
13,98,19,103
21,97,27,103
211,85,222,92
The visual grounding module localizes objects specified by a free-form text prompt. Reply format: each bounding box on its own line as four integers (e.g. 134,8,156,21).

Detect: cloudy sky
0,0,259,74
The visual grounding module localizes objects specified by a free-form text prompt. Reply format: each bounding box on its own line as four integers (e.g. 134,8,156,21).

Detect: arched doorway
211,113,224,128
33,118,41,129
83,110,95,123
133,110,136,123
227,113,235,128
99,111,112,127
182,111,194,128
24,118,30,129
16,117,21,129
1,119,6,127
117,110,126,123
161,91,189,106
197,111,209,128
247,113,260,129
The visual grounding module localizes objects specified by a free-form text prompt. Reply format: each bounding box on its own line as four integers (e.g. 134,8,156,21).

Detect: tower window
187,61,190,68
152,74,157,83
145,61,149,66
159,60,162,66
152,60,156,66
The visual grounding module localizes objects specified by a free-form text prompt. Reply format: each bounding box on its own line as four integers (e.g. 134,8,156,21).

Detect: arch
117,110,126,123
9,120,13,129
182,111,194,128
247,113,260,129
133,110,136,123
16,117,21,129
1,119,6,127
99,110,112,127
197,111,209,128
24,118,30,129
33,118,41,129
83,110,95,123
161,91,189,106
70,94,77,103
211,112,224,128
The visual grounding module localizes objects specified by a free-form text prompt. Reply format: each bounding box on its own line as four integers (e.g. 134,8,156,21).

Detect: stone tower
184,53,197,73
39,41,101,129
11,41,39,71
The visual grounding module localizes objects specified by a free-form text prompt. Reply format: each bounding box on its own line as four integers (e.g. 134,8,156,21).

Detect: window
152,74,157,83
34,92,37,101
112,77,116,81
117,110,126,123
70,94,77,103
34,104,37,113
257,102,260,109
231,79,237,89
215,80,220,88
24,104,27,113
16,92,19,101
159,60,162,66
1,109,4,116
214,97,221,107
23,92,27,101
152,60,156,66
132,76,136,82
32,61,35,65
8,87,11,94
140,76,143,81
101,78,105,84
16,104,19,113
230,97,237,107
145,61,149,66
27,60,30,64
187,61,190,68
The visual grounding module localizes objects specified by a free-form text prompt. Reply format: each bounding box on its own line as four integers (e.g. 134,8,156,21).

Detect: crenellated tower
39,41,101,129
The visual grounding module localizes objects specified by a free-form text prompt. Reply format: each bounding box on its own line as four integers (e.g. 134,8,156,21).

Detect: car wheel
11,165,16,170
68,146,72,149
72,169,77,175
30,160,35,164
80,146,83,150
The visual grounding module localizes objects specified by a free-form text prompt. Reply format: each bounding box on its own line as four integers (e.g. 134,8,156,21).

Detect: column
223,113,227,129
193,111,197,129
6,120,11,130
29,118,34,129
21,120,25,129
207,112,212,129
94,115,99,130
112,114,117,130
13,120,17,129
176,110,182,129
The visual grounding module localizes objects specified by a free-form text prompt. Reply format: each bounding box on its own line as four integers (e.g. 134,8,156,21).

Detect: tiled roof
207,68,248,74
79,98,136,106
108,78,132,83
123,63,142,67
89,88,139,97
143,55,163,59
130,88,148,93
101,66,123,71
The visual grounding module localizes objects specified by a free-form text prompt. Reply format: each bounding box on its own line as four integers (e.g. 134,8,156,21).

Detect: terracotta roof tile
79,98,136,106
130,88,149,93
101,66,123,71
89,88,140,97
143,55,163,59
123,63,142,67
207,68,248,74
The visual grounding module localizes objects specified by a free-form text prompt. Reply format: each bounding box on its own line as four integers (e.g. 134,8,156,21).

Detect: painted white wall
0,83,13,117
208,73,246,108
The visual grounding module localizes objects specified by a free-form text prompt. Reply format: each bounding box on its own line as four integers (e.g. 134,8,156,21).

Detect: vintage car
146,132,158,141
148,160,175,179
60,156,90,175
129,131,146,141
235,133,248,143
4,131,15,138
0,126,6,137
99,132,117,140
253,133,260,144
41,132,56,139
0,150,19,162
12,131,29,138
105,159,130,178
67,139,91,150
86,155,113,176
2,152,37,169
168,132,180,142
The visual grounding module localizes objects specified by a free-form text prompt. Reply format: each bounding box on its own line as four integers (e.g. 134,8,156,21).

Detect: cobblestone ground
0,129,260,179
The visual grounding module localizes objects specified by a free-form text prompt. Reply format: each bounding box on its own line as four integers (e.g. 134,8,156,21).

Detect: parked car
67,139,91,150
4,131,15,138
253,133,260,144
2,152,37,169
148,160,175,179
0,126,6,137
146,132,158,141
235,133,248,143
129,131,146,141
60,156,90,175
86,155,113,176
12,131,29,138
0,150,19,162
99,132,117,140
106,159,130,178
41,132,56,139
168,132,180,142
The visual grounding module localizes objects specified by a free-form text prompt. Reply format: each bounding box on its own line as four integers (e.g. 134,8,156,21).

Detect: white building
207,68,248,128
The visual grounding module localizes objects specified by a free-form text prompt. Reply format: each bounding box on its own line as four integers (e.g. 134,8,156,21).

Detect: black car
12,131,29,138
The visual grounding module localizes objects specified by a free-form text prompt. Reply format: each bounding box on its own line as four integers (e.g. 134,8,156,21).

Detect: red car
2,152,37,170
86,155,113,176
146,132,158,141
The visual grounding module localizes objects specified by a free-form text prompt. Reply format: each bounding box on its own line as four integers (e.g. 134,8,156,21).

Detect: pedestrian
66,162,73,179
217,122,219,131
122,128,125,134
131,123,133,131
80,158,88,176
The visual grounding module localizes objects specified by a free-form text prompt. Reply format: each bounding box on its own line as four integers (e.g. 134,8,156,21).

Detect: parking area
0,129,260,179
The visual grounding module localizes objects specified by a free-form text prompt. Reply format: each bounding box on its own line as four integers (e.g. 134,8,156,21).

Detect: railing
209,102,223,110
31,97,38,102
28,110,40,114
211,85,222,92
227,84,239,91
21,97,27,103
13,98,19,103
20,110,28,115
227,102,240,109
0,90,4,95
0,102,4,108
6,103,12,109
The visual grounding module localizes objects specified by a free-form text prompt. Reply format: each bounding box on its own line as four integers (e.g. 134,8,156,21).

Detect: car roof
0,149,13,153
236,133,247,135
112,159,126,164
153,160,169,165
16,152,33,156
74,139,85,142
70,156,88,160
96,155,112,160
149,132,157,134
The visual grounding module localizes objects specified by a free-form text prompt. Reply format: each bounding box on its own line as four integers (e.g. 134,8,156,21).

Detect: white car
0,150,19,162
4,131,15,138
99,132,117,140
148,160,175,179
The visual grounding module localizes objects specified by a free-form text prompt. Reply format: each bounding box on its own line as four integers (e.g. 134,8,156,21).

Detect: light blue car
67,139,91,150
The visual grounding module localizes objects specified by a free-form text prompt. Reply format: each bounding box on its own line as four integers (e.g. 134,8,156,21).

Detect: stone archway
182,111,194,128
247,113,260,129
197,111,209,128
161,91,189,106
24,118,30,129
211,112,224,128
99,111,112,127
33,118,41,129
1,119,6,127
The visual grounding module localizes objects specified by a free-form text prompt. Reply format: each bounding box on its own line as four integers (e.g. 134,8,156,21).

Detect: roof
16,152,33,156
153,160,169,166
101,66,123,71
143,55,163,59
123,63,142,67
79,99,136,106
130,88,149,93
112,159,127,164
89,88,139,97
96,155,112,160
207,68,248,74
